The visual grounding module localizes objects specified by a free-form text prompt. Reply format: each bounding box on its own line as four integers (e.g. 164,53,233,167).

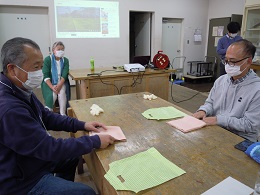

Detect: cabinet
241,0,260,65
69,68,172,100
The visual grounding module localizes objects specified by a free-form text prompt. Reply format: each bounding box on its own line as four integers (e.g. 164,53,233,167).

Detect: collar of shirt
230,69,252,85
226,34,233,39
15,85,32,102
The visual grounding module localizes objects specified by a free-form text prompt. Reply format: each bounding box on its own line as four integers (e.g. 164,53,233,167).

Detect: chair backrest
204,56,217,77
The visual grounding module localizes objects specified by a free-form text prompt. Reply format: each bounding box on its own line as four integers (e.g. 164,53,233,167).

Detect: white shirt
44,57,61,83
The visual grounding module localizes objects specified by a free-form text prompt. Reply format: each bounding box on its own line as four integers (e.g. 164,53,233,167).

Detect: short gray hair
52,41,65,51
1,37,40,74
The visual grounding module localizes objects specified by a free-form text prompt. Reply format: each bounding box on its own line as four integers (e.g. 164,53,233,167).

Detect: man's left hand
84,122,107,133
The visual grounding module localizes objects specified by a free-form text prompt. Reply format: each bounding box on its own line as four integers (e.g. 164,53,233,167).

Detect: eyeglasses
221,57,250,67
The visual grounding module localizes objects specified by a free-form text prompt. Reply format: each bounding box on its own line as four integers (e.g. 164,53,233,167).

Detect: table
69,93,258,195
69,68,172,100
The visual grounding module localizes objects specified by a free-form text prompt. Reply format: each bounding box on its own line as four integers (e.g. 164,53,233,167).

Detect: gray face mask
15,65,43,90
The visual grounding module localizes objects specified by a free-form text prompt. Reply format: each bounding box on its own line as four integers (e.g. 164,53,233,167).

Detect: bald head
228,39,256,59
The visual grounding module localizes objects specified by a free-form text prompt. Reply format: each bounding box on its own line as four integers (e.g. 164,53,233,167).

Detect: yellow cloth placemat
104,147,186,193
142,106,187,120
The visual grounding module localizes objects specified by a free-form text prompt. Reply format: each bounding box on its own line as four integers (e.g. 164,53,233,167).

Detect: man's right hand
192,110,206,119
98,134,116,149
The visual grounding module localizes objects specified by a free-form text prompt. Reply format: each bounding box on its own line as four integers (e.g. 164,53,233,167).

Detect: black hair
227,22,241,33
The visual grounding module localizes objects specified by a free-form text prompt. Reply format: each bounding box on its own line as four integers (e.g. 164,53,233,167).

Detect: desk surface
69,93,258,194
69,68,172,80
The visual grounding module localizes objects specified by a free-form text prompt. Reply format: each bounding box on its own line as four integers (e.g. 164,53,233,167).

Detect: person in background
0,37,115,194
217,21,242,76
193,39,260,142
41,41,70,115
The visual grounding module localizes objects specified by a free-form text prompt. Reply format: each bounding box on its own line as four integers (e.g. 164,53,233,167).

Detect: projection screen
54,0,119,38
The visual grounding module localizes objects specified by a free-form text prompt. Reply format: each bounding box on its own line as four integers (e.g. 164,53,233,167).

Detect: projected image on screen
54,0,119,38
56,7,101,32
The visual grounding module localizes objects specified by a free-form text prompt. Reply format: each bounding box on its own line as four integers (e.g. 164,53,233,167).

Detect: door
207,17,231,79
0,6,51,71
162,18,182,69
207,15,242,79
129,12,151,63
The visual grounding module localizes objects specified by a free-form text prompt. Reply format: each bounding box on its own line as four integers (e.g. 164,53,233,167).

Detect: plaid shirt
231,69,252,85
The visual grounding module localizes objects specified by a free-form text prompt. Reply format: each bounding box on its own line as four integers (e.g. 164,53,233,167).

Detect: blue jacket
0,73,101,194
216,34,242,60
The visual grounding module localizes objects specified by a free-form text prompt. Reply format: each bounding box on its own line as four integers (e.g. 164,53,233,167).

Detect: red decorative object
152,50,170,69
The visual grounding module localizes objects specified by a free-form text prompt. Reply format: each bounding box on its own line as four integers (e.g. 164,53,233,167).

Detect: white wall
0,0,246,74
207,0,245,43
208,0,246,19
206,0,245,61
0,0,209,72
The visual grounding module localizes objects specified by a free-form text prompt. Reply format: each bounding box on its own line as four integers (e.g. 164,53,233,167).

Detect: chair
53,99,60,113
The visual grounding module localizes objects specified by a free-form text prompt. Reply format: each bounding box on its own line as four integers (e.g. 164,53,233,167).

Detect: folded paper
90,126,126,141
167,115,206,133
104,147,186,193
142,106,186,120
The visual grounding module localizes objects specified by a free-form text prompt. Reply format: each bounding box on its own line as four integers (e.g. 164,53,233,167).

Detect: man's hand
98,134,116,148
202,116,217,126
84,122,107,133
192,110,206,119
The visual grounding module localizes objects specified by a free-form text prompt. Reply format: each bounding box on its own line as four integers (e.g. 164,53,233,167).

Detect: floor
182,80,214,92
33,80,214,194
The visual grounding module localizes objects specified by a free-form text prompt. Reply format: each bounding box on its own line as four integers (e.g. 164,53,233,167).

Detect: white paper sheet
201,176,254,195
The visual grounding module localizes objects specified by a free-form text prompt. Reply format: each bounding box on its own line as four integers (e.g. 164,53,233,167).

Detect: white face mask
229,33,238,38
55,50,65,58
15,65,43,90
225,60,247,77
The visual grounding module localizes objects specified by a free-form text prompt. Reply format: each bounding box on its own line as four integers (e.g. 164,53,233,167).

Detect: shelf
184,75,213,80
241,4,260,50
246,28,260,31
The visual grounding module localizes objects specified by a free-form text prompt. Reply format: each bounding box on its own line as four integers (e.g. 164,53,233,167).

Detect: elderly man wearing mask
193,39,260,142
0,37,115,195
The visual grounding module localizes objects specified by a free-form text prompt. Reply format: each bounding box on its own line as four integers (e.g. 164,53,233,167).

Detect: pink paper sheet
90,126,126,141
167,115,206,133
